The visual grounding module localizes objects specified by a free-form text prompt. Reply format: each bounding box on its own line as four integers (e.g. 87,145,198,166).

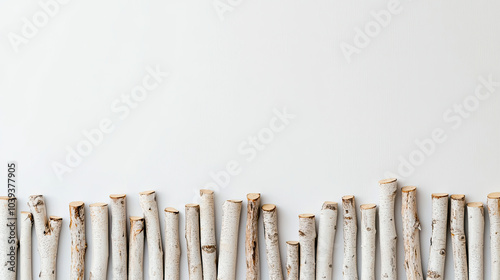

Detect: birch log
378,178,397,280
20,211,33,280
139,190,164,280
164,208,180,280
467,202,484,280
129,216,145,280
110,194,127,280
450,194,468,280
299,213,316,280
246,193,261,280
401,186,423,280
316,201,338,280
28,195,63,280
186,204,203,280
218,199,242,280
0,197,17,280
488,192,500,280
69,201,86,280
360,204,376,280
286,241,299,280
89,203,108,280
200,189,217,280
262,204,283,280
342,195,358,280
427,193,448,280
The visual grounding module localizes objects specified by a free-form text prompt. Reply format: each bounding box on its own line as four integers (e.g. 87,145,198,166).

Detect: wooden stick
450,194,468,280
28,195,62,280
467,202,484,280
286,241,299,280
164,208,180,280
342,195,358,280
217,199,242,280
262,204,283,280
139,190,164,280
200,189,217,280
427,193,448,280
110,194,128,280
69,201,86,280
360,204,376,280
20,211,33,280
401,186,423,280
378,178,398,280
299,213,316,280
0,197,17,280
186,204,203,280
129,216,145,280
316,201,338,280
488,192,500,280
246,193,261,280
89,203,109,280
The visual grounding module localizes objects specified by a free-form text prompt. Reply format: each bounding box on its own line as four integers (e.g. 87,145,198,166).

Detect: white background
1,0,500,279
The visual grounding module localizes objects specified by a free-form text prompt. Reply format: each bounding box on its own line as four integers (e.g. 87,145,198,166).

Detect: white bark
69,201,86,280
110,194,128,280
285,241,299,280
488,192,500,280
0,197,17,280
200,189,217,280
342,195,358,280
467,202,484,280
316,201,338,280
299,213,316,280
401,186,423,280
164,208,180,280
186,204,203,280
129,216,145,280
427,193,448,280
246,193,260,280
139,190,164,280
378,178,397,280
450,194,468,280
20,211,33,280
262,204,283,280
360,204,376,280
28,195,63,280
89,203,109,280
217,199,242,280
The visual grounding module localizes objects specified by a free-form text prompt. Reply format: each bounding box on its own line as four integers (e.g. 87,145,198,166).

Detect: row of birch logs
0,179,499,279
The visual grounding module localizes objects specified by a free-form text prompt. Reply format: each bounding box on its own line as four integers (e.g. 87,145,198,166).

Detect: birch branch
0,197,17,280
110,194,128,280
262,204,283,280
186,204,203,280
427,193,448,280
129,216,145,280
401,186,423,280
299,213,316,280
285,241,299,280
342,195,358,280
69,201,86,280
488,192,500,280
316,201,338,280
164,208,180,280
20,211,33,280
360,204,376,280
378,178,398,280
246,193,260,280
200,189,217,280
89,203,108,280
467,202,484,280
139,190,164,280
217,199,242,280
450,194,468,280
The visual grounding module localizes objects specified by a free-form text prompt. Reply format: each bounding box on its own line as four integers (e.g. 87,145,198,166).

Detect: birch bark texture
139,190,164,280
467,202,484,280
450,194,468,280
129,216,145,280
0,197,17,280
28,195,63,280
401,186,423,280
246,193,260,280
316,201,338,280
20,211,33,280
186,204,203,280
69,201,86,280
218,199,242,280
378,178,398,280
299,213,316,280
342,195,358,280
262,204,283,280
200,189,217,280
360,204,376,280
89,203,109,280
110,194,128,280
286,241,299,280
427,194,448,280
488,192,500,280
165,208,181,280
